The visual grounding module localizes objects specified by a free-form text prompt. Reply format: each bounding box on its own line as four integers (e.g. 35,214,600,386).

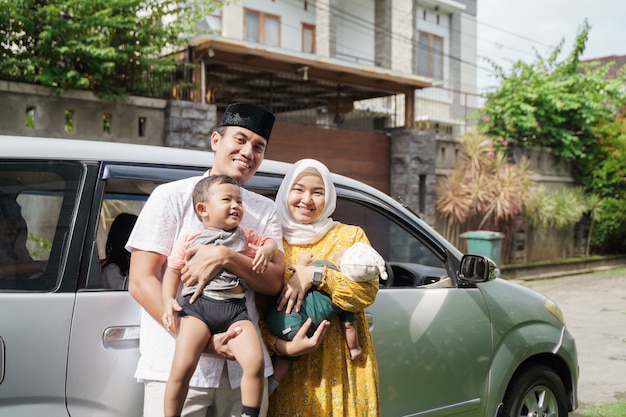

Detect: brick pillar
391,0,414,74
374,0,392,69
316,0,337,58
164,101,217,150
390,128,437,226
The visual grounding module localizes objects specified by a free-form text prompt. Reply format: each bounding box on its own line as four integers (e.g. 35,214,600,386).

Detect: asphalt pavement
523,268,626,407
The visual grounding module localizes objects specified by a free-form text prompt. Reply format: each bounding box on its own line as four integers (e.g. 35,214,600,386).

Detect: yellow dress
262,223,380,417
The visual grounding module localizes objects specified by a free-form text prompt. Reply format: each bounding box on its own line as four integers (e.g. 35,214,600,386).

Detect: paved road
523,269,626,407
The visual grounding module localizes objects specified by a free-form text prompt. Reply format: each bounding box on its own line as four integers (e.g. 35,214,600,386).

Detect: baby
265,242,387,394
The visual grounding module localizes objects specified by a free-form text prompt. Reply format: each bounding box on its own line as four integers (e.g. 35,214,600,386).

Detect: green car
0,137,577,416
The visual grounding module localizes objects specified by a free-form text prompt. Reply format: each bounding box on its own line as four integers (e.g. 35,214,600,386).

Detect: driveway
523,268,626,407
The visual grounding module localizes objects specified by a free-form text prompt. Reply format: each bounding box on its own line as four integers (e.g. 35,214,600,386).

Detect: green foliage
524,186,588,231
28,232,52,259
479,20,626,161
478,19,626,254
436,129,534,231
579,119,626,197
577,104,626,253
590,197,626,254
0,0,218,99
572,400,626,417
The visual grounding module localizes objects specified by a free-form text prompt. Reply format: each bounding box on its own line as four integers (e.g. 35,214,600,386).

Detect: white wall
459,12,478,100
334,0,375,65
222,0,315,54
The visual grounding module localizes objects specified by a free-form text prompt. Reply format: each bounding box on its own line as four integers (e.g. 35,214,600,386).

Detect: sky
475,0,626,93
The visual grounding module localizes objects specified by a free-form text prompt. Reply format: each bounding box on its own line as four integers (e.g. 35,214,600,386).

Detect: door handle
0,336,4,384
102,326,140,349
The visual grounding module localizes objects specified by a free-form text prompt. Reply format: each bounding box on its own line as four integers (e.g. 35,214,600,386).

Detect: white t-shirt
101,263,126,290
125,173,283,389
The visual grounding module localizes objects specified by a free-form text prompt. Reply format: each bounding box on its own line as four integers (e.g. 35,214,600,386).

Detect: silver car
0,136,578,416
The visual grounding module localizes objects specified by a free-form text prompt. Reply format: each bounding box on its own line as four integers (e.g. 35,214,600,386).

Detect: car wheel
501,365,568,417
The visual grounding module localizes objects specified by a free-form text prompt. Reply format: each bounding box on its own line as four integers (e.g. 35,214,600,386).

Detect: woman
101,212,137,289
262,159,380,417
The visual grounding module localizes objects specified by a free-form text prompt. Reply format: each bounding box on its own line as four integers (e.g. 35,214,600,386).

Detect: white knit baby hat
339,242,388,282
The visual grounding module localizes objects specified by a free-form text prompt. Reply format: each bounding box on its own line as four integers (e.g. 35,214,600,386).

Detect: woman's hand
277,318,329,357
278,264,314,314
181,245,228,303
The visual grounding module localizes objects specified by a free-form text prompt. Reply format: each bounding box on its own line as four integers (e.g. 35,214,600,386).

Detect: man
126,103,285,417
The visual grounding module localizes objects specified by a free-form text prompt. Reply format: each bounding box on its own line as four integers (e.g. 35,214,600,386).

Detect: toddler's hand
162,298,182,332
249,242,274,273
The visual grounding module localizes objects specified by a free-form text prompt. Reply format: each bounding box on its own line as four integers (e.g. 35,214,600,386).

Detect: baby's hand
297,252,314,266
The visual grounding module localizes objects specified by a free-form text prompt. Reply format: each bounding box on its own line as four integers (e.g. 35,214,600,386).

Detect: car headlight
544,297,566,326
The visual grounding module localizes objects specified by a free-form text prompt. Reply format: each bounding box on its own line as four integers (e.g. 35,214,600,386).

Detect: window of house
417,32,444,80
302,23,315,53
245,9,281,47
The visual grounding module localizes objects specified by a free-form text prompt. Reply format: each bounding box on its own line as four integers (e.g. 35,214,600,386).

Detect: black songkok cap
219,103,275,142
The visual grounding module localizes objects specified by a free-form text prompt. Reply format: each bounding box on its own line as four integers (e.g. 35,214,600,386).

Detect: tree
437,130,590,262
580,118,626,253
0,0,218,99
478,20,626,162
477,19,626,255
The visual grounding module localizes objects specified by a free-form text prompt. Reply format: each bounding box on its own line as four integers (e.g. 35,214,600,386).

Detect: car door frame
65,161,207,417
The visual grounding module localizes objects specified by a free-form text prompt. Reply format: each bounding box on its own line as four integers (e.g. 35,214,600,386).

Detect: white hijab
276,159,339,245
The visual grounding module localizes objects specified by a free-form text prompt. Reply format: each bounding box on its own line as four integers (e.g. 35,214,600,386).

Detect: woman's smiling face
287,172,326,224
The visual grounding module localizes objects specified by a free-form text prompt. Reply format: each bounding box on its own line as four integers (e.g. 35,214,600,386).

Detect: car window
95,187,150,290
333,198,444,268
251,186,447,288
0,161,84,291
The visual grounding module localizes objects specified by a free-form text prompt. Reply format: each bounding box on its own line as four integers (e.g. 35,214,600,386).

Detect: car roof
1,135,463,260
0,134,380,197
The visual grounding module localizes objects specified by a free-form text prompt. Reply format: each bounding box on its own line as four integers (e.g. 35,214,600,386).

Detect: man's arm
181,245,284,303
128,249,241,358
128,250,167,324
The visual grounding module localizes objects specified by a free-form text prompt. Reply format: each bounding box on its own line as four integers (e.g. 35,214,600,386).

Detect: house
181,0,480,224
582,54,626,80
0,0,479,227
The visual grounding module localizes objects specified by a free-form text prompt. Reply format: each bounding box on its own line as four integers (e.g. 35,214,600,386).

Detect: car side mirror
459,254,499,284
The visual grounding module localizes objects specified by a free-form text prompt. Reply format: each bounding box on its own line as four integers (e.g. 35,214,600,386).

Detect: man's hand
181,245,227,303
204,326,242,360
278,264,313,314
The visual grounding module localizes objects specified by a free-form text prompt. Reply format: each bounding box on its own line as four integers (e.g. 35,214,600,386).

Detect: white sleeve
125,183,182,256
241,188,283,252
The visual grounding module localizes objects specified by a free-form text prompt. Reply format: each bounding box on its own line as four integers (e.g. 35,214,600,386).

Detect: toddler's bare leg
165,315,211,417
228,320,264,413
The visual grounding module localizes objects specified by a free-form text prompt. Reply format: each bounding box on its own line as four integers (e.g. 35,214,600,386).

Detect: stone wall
0,81,166,146
164,101,217,150
1,81,583,265
390,129,437,225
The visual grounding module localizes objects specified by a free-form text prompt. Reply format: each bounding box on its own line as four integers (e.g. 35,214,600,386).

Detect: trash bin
460,230,504,266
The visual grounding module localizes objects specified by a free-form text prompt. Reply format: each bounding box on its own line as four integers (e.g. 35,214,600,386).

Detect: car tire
500,365,568,417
